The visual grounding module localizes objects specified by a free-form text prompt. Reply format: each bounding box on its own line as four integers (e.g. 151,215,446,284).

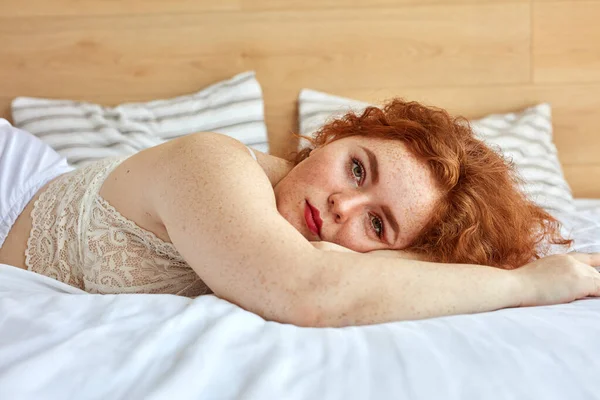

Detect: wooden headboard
2,0,599,196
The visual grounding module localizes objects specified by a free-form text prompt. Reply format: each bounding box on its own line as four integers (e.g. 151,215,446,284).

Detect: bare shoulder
161,133,294,188
99,132,292,243
100,132,322,322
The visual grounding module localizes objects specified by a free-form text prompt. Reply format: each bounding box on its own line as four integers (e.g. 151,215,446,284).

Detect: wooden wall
1,0,599,196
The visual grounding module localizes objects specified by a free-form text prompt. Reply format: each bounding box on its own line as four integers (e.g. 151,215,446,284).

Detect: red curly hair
294,99,571,269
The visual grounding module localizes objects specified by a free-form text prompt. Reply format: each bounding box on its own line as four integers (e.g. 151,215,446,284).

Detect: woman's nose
329,192,369,223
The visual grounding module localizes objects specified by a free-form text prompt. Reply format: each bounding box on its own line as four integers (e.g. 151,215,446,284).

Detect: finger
568,252,600,267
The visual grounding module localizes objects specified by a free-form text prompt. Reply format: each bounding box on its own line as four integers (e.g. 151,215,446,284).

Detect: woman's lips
305,201,322,237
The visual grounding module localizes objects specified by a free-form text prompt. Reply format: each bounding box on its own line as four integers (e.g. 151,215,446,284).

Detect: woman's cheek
334,224,369,253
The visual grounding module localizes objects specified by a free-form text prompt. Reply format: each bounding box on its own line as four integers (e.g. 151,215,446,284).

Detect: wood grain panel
533,0,599,2
533,1,600,83
0,4,530,100
0,0,531,17
0,98,11,123
564,165,600,198
242,0,528,11
0,0,241,17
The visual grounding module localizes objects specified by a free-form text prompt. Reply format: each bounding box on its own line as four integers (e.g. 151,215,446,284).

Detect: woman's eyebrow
359,145,400,243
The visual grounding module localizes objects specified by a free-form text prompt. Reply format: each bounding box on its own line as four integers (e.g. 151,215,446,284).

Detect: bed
1,1,600,399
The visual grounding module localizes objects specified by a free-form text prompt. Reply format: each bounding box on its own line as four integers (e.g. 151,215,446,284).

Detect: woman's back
3,155,210,296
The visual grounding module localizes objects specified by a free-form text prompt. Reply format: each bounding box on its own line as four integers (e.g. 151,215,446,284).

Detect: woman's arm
145,133,600,327
297,250,599,326
146,133,322,324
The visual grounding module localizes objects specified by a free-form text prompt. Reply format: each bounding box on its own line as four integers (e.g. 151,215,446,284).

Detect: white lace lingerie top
25,156,212,297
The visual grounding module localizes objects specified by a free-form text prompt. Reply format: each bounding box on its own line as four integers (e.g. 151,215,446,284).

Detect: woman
0,99,599,327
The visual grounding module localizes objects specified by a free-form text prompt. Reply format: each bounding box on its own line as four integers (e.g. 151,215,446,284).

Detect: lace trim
95,195,180,259
25,156,211,297
25,168,85,289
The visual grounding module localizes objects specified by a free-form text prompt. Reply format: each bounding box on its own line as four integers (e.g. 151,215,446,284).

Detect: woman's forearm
299,250,523,327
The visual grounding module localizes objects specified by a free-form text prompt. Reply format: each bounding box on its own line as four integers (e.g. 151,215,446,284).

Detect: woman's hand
514,253,600,307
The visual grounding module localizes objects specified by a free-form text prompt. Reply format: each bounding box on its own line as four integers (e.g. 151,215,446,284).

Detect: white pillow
11,71,268,168
298,89,575,216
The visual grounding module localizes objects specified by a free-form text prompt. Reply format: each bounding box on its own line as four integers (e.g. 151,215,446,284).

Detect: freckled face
273,136,443,252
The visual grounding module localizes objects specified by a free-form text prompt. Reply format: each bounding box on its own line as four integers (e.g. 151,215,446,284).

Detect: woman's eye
370,214,384,238
351,158,364,182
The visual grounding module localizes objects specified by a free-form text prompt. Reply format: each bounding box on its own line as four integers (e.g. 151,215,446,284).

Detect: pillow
11,71,268,168
298,89,575,216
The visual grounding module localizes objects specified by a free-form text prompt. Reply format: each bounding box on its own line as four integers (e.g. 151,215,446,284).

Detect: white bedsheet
574,198,600,214
2,205,600,400
1,262,600,400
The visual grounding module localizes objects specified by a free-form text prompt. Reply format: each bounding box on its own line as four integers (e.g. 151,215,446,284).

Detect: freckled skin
274,136,442,252
0,134,440,271
2,133,583,327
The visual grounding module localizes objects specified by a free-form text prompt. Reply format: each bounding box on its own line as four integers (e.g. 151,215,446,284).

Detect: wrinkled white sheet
2,204,600,400
1,263,599,400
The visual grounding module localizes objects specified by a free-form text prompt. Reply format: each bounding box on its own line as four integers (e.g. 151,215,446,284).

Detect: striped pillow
11,71,268,168
298,89,575,216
